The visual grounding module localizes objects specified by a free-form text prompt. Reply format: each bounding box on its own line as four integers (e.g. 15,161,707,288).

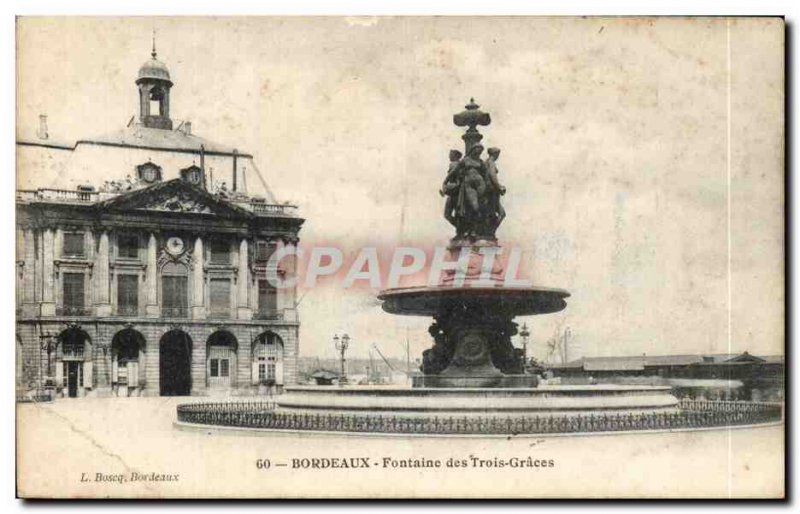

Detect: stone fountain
379,98,569,388
271,100,679,422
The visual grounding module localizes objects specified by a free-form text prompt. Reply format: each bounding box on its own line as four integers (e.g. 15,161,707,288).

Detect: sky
16,17,784,362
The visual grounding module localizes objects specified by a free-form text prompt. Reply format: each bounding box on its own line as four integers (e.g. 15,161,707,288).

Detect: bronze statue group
440,144,506,240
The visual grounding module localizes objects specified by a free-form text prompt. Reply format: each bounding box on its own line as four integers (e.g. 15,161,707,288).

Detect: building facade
16,47,304,399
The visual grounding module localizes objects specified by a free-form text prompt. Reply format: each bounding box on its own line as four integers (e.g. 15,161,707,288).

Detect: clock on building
166,236,185,256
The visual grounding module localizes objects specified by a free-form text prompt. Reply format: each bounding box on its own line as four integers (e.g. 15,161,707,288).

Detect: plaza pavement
16,396,784,499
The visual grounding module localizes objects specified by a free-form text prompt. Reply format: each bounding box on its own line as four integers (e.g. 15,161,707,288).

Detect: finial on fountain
443,99,506,242
453,97,491,153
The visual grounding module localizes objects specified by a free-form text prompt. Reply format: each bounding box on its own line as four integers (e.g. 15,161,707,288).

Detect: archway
159,329,192,396
206,330,238,391
111,328,146,396
252,331,284,389
57,326,92,398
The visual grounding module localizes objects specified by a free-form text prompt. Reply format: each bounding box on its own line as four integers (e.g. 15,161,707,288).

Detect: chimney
37,114,49,140
183,121,192,136
232,149,238,192
200,144,206,189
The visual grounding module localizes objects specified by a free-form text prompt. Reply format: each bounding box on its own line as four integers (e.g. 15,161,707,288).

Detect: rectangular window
63,233,85,258
257,280,278,318
220,359,229,378
162,276,188,318
258,359,266,381
62,272,85,314
210,359,219,377
117,234,139,259
117,274,139,316
256,241,275,262
209,240,229,265
209,278,231,318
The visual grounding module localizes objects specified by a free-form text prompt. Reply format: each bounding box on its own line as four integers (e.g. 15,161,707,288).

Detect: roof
136,56,172,84
311,369,340,380
553,352,784,371
75,125,250,157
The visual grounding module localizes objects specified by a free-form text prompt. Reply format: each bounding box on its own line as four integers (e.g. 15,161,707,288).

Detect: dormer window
136,162,162,184
180,165,203,187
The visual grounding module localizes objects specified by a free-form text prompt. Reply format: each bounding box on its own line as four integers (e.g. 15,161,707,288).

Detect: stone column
95,231,112,316
145,233,159,317
237,238,252,320
280,240,298,322
191,236,206,319
40,228,55,316
22,228,36,316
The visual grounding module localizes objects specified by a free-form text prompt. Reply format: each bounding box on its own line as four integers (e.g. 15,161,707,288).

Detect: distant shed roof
552,352,784,371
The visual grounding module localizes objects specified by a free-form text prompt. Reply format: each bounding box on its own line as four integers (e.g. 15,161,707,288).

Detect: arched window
56,326,92,398
207,331,238,389
252,332,284,386
111,328,146,395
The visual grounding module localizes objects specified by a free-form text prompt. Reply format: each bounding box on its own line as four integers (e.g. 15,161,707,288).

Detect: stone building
16,46,304,399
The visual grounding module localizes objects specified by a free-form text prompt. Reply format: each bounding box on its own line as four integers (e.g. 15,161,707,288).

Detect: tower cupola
135,38,173,130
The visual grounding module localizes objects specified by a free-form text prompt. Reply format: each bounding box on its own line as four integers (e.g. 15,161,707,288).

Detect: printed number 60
256,459,271,470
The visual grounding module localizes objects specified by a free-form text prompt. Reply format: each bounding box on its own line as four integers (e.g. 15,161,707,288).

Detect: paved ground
16,397,784,498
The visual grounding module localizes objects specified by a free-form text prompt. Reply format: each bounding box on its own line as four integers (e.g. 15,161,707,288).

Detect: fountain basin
378,285,570,317
276,384,680,418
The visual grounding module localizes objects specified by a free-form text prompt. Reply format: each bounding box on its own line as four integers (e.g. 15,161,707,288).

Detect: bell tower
135,37,173,130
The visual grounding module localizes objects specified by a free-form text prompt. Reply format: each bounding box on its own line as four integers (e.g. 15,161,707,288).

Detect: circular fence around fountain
176,400,783,436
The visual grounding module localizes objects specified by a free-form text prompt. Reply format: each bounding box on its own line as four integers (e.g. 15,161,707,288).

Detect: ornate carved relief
145,190,214,214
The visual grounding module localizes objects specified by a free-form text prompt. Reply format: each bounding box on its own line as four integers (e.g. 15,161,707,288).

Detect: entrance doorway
57,326,91,398
206,330,238,391
159,330,192,396
66,362,81,398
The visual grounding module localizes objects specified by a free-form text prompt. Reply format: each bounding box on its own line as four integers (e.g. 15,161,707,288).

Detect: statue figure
483,147,506,236
440,149,463,234
457,144,488,238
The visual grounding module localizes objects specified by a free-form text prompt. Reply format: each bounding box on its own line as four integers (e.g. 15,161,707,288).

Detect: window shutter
210,279,231,318
117,275,139,315
111,359,118,383
251,358,259,385
128,362,139,387
276,358,284,385
63,273,86,310
83,360,93,389
139,354,146,385
55,361,63,388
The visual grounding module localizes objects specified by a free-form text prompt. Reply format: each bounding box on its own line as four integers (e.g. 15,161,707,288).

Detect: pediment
98,179,251,218
724,353,766,364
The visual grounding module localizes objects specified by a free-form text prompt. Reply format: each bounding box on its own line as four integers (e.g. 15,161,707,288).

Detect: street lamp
334,333,350,384
38,331,58,393
519,323,530,363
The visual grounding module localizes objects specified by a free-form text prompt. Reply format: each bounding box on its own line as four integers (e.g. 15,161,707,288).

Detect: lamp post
38,331,58,393
334,333,350,384
520,323,530,363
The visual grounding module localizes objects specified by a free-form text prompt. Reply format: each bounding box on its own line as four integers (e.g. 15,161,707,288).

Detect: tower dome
136,56,172,85
135,42,173,130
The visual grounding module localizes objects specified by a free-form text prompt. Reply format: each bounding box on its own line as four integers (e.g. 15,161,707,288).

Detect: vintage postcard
15,16,784,499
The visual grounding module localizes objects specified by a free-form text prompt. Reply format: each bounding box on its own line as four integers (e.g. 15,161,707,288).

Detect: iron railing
116,305,139,316
176,400,783,435
161,306,189,318
56,306,92,317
